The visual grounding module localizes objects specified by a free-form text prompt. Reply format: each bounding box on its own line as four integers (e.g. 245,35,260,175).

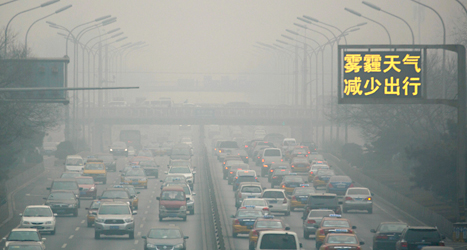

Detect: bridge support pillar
290,126,302,142
93,123,104,152
302,120,313,142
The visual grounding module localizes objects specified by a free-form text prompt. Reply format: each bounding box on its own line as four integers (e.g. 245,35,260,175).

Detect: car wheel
368,208,373,214
95,232,100,239
87,222,93,228
129,232,134,239
73,209,78,217
233,232,238,238
304,231,309,239
51,227,56,235
291,207,295,212
183,216,187,221
285,211,290,216
159,216,163,222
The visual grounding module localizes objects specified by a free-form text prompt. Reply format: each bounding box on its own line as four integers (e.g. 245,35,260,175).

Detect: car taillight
234,219,240,225
401,242,408,248
367,197,372,201
376,236,388,240
245,145,248,148
292,196,296,201
262,159,265,162
328,183,334,188
263,165,268,168
223,162,225,165
219,150,222,153
281,159,283,162
348,229,354,233
349,183,354,187
270,169,274,172
282,198,287,204
307,219,316,224
273,176,277,179
262,207,269,211
225,167,228,169
319,229,325,234
235,177,238,179
308,151,310,154
246,157,248,159
238,193,241,198
345,196,353,200
291,165,295,168
230,171,233,174
309,171,313,175
251,230,258,236
282,184,285,188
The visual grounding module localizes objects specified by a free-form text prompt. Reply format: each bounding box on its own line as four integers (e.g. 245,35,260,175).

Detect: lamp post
24,4,72,52
4,0,60,56
457,0,467,15
362,1,414,44
345,7,392,44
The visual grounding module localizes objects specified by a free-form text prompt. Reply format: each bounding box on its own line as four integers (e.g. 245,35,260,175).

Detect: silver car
343,187,373,213
235,183,263,208
302,209,334,239
261,189,290,216
94,202,137,239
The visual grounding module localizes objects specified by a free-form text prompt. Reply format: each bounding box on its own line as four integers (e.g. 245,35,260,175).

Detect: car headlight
22,221,30,224
174,243,184,249
110,149,113,151
147,243,156,248
124,148,128,151
45,221,52,225
90,187,95,191
95,218,105,223
124,218,134,223
180,206,187,211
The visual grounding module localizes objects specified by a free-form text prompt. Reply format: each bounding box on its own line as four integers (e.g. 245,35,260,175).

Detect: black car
395,227,445,250
371,222,408,250
270,168,289,188
44,190,79,216
268,163,289,182
110,141,128,156
142,226,188,250
302,193,341,220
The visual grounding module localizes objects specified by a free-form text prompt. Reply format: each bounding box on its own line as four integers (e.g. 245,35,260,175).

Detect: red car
76,177,97,199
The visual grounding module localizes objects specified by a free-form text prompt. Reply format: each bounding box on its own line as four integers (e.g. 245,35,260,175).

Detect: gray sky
0,0,464,83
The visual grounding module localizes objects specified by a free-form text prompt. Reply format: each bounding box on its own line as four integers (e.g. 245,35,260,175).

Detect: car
164,182,196,215
94,201,137,239
5,241,45,250
217,141,240,161
315,216,357,249
267,163,289,182
282,138,298,157
260,148,283,177
255,230,302,250
240,199,271,213
47,178,81,197
112,184,140,210
223,158,245,179
395,227,445,250
139,160,159,179
59,172,82,179
86,200,108,227
233,174,258,191
75,177,97,199
160,175,187,188
249,216,289,250
308,162,330,182
142,226,189,250
289,146,311,159
19,206,56,235
82,159,107,184
165,166,194,190
309,154,326,163
319,233,365,250
343,187,373,213
157,186,188,221
44,190,79,216
248,141,274,158
99,188,134,209
235,182,264,208
121,167,148,189
2,229,45,250
270,168,289,188
302,209,335,239
64,155,84,172
302,193,342,220
371,222,408,250
290,185,315,211
313,169,335,188
290,156,311,173
228,164,250,185
96,153,116,172
261,189,290,216
170,144,192,161
169,160,193,169
280,174,307,195
326,175,354,195
254,146,271,166
231,148,249,163
109,141,128,156
231,207,265,238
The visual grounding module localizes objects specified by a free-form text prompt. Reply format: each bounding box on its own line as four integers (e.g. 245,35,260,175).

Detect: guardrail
328,154,454,238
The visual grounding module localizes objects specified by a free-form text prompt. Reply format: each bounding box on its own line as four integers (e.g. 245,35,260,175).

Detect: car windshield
172,148,190,155
347,189,370,195
378,223,408,233
90,201,101,209
237,176,256,182
219,141,238,148
23,207,52,217
294,188,315,195
283,176,303,182
124,187,137,196
236,210,263,218
61,173,81,178
243,200,267,206
312,165,329,171
284,140,296,146
293,158,308,164
330,176,352,182
167,185,190,195
161,191,185,201
262,191,285,199
148,229,182,239
259,234,297,249
7,231,40,241
264,150,281,156
241,186,261,193
76,178,94,185
169,167,190,174
237,170,254,176
125,169,146,176
66,158,83,166
112,142,126,148
317,170,334,176
85,164,104,170
322,220,350,228
48,192,75,200
293,148,308,154
327,235,358,244
256,221,283,229
405,229,441,241
309,210,334,218
98,205,130,215
101,191,129,199
171,161,190,167
52,181,78,190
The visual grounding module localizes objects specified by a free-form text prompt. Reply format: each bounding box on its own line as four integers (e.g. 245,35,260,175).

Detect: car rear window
347,188,370,195
264,149,281,156
378,223,407,233
309,210,334,218
262,191,285,198
330,176,352,182
405,229,440,242
260,234,297,249
238,176,256,182
322,220,350,228
219,141,239,148
310,196,337,205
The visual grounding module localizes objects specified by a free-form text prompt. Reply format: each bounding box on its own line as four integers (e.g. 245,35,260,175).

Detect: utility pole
302,42,308,107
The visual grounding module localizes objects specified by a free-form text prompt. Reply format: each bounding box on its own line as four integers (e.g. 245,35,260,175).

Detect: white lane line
143,217,146,221
68,235,74,239
61,243,67,248
149,200,152,203
140,224,144,228
144,211,148,214
80,220,85,224
75,227,80,231
152,191,155,194
137,232,142,236
134,240,139,245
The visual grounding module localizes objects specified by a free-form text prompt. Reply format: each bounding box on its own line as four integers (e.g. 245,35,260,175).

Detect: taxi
290,156,311,173
121,166,148,189
267,163,289,182
231,207,265,238
85,199,113,227
248,215,289,250
319,233,364,250
308,162,330,182
290,145,311,159
280,174,306,195
315,215,357,249
114,184,140,209
290,185,315,211
313,169,335,188
83,158,107,184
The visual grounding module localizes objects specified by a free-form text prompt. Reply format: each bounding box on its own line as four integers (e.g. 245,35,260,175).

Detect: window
100,191,129,199
263,191,285,199
309,210,334,218
161,191,185,201
237,176,256,182
99,205,130,215
327,235,358,244
52,181,78,190
243,199,267,206
237,210,263,218
256,221,283,229
405,229,440,242
125,169,146,176
322,220,350,228
260,234,297,249
330,176,352,182
264,149,281,157
347,188,370,195
241,186,261,193
219,141,239,148
66,158,83,166
23,207,53,217
76,178,94,185
378,223,407,233
7,231,40,241
85,164,104,170
48,192,75,200
169,167,190,174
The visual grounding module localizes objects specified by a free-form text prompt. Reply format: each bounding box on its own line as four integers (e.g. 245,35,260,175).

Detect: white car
19,206,56,235
65,155,84,172
2,228,46,249
343,187,373,213
240,198,270,213
255,230,302,250
261,189,290,216
165,166,195,189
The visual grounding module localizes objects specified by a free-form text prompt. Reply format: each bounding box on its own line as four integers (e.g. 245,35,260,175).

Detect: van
156,186,187,221
255,230,302,250
83,159,107,184
260,148,283,177
65,155,84,172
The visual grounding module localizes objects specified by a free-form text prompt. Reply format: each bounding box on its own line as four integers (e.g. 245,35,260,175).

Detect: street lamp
24,4,72,52
303,15,346,44
362,1,414,44
456,0,467,15
344,7,392,44
4,0,60,55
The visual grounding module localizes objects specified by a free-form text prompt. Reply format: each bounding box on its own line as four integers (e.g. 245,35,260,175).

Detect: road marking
140,224,144,228
152,191,155,194
137,232,141,236
81,220,85,224
147,205,150,208
68,235,73,239
134,240,139,245
61,243,67,248
144,211,148,214
143,217,146,220
75,227,80,231
149,200,152,203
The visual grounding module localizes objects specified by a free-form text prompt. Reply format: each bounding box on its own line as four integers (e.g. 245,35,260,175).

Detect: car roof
259,230,297,235
50,190,76,194
326,233,357,237
238,182,261,187
148,225,182,230
75,176,93,179
406,226,439,230
263,189,285,192
104,188,130,192
66,155,82,159
100,201,129,206
161,186,185,191
25,205,51,209
322,217,350,222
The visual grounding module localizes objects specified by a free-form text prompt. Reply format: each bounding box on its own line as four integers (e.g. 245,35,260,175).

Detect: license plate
168,214,178,217
300,198,307,202
244,222,254,226
389,236,397,240
269,200,277,204
354,198,363,201
337,185,345,189
110,226,119,229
